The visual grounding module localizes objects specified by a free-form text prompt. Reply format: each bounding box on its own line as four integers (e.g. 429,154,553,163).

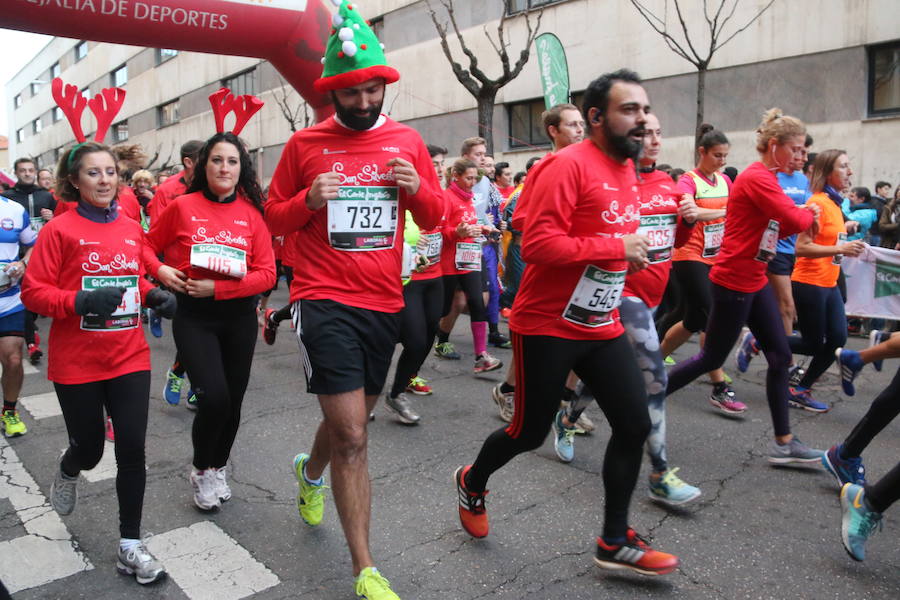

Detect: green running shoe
355,567,400,599
293,453,327,526
2,410,27,437
663,356,675,366
434,342,461,360
840,483,883,561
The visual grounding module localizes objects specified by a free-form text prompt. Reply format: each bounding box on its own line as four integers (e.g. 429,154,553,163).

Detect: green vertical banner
535,33,570,109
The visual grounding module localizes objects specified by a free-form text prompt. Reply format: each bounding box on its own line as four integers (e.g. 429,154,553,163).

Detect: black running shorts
767,251,796,276
292,299,399,396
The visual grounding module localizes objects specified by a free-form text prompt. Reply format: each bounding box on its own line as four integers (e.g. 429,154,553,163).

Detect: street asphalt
4,286,898,599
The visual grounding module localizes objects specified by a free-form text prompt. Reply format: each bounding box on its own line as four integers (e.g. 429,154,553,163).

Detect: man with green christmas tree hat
265,1,443,598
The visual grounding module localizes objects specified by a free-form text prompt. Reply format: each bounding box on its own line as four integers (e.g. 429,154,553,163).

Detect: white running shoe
190,468,220,511
214,466,232,502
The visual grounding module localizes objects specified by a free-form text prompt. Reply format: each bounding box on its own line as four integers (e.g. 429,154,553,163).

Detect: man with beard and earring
265,2,442,598
453,69,679,576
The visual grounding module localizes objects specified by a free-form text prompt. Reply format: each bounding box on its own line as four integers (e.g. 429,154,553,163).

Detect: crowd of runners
1,2,898,598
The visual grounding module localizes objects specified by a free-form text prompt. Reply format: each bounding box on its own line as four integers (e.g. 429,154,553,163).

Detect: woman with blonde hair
666,108,825,464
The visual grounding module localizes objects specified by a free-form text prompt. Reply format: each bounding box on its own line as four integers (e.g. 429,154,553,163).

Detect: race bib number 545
563,266,626,327
328,186,399,251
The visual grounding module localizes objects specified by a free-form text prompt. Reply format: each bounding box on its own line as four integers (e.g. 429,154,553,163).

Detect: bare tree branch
716,0,776,50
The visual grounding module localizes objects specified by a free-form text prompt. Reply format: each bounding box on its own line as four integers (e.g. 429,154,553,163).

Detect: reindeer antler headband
51,78,126,168
208,88,264,136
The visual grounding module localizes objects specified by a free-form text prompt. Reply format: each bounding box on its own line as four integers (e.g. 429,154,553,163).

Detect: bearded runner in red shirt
454,70,679,577
265,5,442,598
666,108,825,465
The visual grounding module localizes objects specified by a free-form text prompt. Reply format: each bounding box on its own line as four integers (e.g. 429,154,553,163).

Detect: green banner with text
535,33,570,110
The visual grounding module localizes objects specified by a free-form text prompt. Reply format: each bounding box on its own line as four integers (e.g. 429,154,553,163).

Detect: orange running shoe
454,465,489,538
594,529,679,576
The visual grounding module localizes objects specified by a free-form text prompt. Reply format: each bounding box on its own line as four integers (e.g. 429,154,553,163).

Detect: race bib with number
755,219,780,263
833,232,848,265
328,186,399,251
638,214,677,263
190,244,247,279
455,242,482,271
702,222,725,258
418,232,443,266
562,266,626,328
80,275,140,331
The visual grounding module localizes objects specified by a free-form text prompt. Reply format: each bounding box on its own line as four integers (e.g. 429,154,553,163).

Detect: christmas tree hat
314,0,400,93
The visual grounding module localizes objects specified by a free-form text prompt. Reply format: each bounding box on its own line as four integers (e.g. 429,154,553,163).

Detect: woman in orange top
787,150,864,409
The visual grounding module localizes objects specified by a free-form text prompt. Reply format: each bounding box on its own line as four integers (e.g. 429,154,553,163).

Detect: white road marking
82,441,119,483
0,437,92,594
18,391,61,420
23,361,38,375
146,521,279,600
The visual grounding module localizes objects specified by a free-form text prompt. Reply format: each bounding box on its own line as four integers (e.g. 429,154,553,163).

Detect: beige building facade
5,0,900,187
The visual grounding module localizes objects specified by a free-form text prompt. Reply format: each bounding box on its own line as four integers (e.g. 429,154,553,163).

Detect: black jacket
0,182,57,219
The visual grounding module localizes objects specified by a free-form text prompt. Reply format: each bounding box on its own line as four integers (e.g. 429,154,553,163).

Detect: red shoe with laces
454,465,489,538
594,529,679,575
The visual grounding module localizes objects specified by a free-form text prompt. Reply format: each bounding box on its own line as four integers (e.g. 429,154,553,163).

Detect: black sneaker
488,332,512,349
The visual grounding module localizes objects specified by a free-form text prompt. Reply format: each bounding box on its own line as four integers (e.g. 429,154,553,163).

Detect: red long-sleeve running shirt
710,161,815,293
623,169,693,308
21,211,154,384
144,191,275,300
265,116,443,313
509,140,640,340
440,186,482,277
149,170,187,224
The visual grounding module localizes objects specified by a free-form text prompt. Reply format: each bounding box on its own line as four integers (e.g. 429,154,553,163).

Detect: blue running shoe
163,369,184,405
822,444,866,487
868,330,890,372
735,331,758,373
553,409,575,463
648,468,701,506
840,483,883,561
788,387,829,412
834,348,863,396
149,309,163,338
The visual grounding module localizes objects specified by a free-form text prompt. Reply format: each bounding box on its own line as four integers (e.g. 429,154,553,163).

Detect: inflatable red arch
1,0,335,121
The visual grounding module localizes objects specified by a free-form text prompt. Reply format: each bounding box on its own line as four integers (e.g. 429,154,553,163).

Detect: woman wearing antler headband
144,89,275,512
21,78,180,585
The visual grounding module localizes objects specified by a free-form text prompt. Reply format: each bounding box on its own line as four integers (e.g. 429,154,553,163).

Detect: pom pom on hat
315,0,399,93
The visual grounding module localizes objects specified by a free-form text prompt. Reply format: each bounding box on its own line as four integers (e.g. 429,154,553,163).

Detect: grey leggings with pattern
569,296,669,472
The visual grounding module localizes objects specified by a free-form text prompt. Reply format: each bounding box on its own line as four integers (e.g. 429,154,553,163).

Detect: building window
53,106,63,122
17,129,25,143
155,48,179,65
508,98,550,148
507,0,569,14
869,41,900,116
30,81,40,96
50,62,61,79
111,64,128,87
54,147,63,163
223,68,257,97
81,87,91,100
32,118,42,134
74,40,88,62
158,100,180,128
14,94,22,108
113,121,129,142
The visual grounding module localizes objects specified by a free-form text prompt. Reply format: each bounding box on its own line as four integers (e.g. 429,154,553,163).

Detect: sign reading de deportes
25,0,230,30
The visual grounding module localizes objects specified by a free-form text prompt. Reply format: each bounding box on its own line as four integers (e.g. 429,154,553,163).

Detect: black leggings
390,277,444,397
467,333,649,540
173,306,258,470
843,366,900,513
441,272,486,322
788,282,846,388
55,370,150,539
670,260,712,333
667,282,792,437
24,311,37,346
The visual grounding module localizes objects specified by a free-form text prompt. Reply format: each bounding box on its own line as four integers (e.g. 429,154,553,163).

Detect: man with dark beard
264,2,442,598
453,69,680,576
